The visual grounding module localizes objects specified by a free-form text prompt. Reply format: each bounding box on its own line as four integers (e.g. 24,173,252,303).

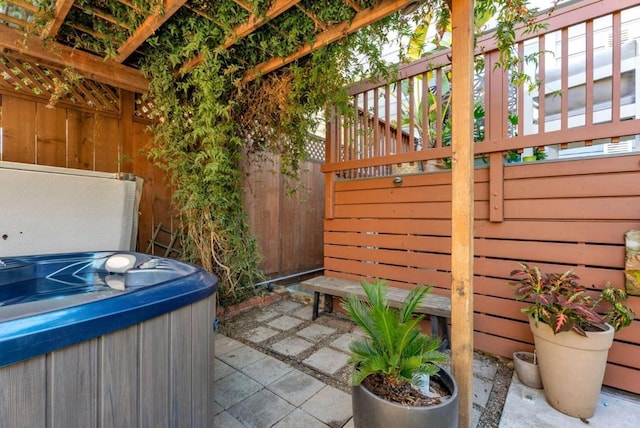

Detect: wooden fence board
94,115,120,172
326,218,452,234
474,313,532,343
603,363,640,394
503,197,640,220
1,95,36,163
475,220,640,244
325,231,451,253
504,171,640,199
67,110,95,170
36,103,67,167
475,239,623,267
324,244,451,271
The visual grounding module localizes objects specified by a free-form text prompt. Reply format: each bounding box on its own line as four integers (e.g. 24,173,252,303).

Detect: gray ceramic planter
352,369,458,428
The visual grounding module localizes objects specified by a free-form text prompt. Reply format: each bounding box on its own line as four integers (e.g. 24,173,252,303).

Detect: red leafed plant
509,263,635,336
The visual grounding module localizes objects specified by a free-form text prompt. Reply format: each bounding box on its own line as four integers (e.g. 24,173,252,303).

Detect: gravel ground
218,292,513,428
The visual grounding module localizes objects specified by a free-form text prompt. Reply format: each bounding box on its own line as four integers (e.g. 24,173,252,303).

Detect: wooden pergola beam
223,0,301,49
343,0,363,13
6,0,38,13
113,0,188,63
231,0,254,13
242,0,416,83
0,26,148,93
178,0,301,75
40,0,74,39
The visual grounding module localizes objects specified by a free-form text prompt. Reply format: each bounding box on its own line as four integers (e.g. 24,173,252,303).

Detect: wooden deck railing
324,0,640,179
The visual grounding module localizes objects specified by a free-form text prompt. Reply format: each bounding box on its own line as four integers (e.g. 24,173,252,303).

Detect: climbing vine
136,0,544,306
140,5,399,305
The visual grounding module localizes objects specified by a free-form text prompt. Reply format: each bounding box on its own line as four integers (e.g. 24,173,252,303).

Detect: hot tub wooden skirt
0,293,217,428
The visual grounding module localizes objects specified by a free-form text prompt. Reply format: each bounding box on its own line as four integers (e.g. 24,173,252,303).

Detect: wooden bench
300,276,451,349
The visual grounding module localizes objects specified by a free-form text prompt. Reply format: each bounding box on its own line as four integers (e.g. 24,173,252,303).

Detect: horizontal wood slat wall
324,155,640,393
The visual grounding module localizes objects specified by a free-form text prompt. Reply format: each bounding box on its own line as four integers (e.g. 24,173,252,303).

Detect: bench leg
325,295,334,314
431,316,450,350
312,291,320,320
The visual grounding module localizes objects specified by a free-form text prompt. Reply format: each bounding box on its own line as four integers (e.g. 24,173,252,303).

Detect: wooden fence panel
35,103,66,167
324,154,640,393
242,154,324,276
68,110,96,171
1,95,36,163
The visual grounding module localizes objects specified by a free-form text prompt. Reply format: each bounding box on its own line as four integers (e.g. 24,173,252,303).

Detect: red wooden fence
323,0,640,393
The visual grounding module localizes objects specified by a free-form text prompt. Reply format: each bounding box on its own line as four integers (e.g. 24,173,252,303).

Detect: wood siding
0,294,217,428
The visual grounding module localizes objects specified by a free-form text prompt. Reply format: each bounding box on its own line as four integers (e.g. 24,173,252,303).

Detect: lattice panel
0,55,120,113
134,93,155,120
306,136,325,163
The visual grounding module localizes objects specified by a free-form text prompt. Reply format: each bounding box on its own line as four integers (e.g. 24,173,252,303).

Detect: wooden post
450,0,474,426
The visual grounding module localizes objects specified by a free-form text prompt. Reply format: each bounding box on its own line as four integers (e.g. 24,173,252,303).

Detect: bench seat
300,275,451,349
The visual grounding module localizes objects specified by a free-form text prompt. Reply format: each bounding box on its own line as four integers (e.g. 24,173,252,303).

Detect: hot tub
0,251,218,428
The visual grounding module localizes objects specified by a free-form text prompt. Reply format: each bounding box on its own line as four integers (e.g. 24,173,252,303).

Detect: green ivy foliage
139,6,399,306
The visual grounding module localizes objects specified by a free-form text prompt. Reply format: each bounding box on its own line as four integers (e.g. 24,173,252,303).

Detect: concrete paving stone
473,406,482,428
473,376,494,409
297,324,337,342
214,358,236,381
255,308,280,322
499,375,640,428
272,408,329,428
303,347,350,375
218,344,266,369
228,388,295,428
215,334,244,356
268,369,325,407
267,315,305,331
474,357,498,380
212,400,223,416
292,305,314,320
271,300,303,313
241,355,293,386
342,418,354,428
301,385,353,427
214,411,246,428
269,336,314,356
350,326,367,337
214,370,263,410
330,333,358,353
243,326,280,343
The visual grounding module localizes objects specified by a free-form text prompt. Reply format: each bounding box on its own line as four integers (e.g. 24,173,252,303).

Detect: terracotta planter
352,369,458,428
513,351,542,389
529,317,614,419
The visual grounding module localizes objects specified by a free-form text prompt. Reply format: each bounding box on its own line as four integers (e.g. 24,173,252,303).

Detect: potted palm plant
342,280,458,428
510,263,635,419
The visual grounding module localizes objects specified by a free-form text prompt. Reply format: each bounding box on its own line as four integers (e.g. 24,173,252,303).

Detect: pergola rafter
113,0,188,63
40,0,74,39
242,0,416,82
